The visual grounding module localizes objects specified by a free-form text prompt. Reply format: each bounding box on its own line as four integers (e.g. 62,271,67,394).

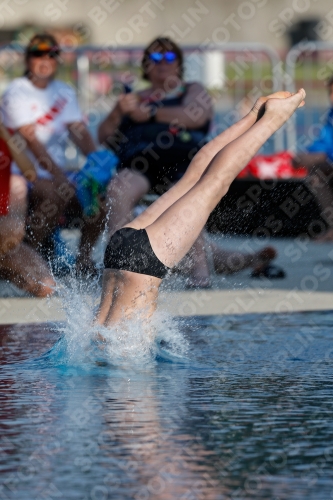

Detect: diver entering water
96,90,306,327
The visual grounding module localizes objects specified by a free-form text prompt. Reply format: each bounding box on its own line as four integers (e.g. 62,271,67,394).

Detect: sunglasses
148,51,178,63
28,49,60,59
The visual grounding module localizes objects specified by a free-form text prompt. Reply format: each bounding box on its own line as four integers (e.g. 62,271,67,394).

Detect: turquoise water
0,311,332,499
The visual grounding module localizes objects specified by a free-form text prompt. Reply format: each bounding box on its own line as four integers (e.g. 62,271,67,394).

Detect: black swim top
104,227,170,279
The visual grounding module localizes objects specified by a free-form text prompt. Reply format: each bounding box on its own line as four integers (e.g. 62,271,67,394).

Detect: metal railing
75,43,284,152
0,42,284,156
1,40,331,175
284,41,333,152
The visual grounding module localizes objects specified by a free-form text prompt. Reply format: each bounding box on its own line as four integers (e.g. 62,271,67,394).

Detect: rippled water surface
0,311,332,500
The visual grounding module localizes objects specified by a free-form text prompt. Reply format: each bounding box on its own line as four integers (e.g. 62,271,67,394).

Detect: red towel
238,151,308,179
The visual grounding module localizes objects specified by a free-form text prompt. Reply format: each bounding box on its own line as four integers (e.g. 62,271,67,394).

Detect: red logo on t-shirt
36,97,67,126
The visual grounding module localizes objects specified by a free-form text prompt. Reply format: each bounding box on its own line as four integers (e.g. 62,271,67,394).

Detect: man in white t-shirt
1,33,105,276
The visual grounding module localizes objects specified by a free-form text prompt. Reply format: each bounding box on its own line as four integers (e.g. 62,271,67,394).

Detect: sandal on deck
251,264,286,279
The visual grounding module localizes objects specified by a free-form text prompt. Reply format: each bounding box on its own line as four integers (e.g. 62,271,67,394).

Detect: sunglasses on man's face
148,51,178,64
28,49,60,59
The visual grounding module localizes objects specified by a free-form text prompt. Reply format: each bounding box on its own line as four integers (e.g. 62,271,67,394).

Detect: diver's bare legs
147,91,306,268
130,92,293,232
95,98,266,324
96,90,305,326
95,96,268,324
123,92,291,288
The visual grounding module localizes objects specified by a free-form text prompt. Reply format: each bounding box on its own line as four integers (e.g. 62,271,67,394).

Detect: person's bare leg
107,169,150,234
306,163,333,241
146,91,306,268
0,176,55,297
0,243,55,297
176,231,211,287
209,240,276,274
75,204,108,274
178,235,276,276
0,175,27,254
26,179,69,250
293,153,333,241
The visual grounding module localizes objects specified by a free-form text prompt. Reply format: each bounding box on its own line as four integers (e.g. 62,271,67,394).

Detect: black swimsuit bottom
104,227,170,279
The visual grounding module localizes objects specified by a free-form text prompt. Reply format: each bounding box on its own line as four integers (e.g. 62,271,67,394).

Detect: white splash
47,275,189,368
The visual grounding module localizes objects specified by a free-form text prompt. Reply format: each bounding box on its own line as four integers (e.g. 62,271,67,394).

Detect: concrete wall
1,0,333,50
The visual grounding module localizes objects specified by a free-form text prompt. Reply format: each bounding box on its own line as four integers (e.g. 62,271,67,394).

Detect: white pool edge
0,290,333,325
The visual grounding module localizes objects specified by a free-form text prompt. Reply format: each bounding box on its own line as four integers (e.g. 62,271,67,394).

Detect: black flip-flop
251,264,286,279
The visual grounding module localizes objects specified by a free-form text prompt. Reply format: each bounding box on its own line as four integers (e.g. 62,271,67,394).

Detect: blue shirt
307,107,333,161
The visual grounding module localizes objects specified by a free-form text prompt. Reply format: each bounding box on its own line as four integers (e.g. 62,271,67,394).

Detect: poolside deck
1,236,332,324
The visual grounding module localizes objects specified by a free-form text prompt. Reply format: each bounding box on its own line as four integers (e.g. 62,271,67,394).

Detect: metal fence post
285,41,333,153
76,52,90,113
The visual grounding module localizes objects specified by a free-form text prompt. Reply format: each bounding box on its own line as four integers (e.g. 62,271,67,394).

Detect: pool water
0,311,332,500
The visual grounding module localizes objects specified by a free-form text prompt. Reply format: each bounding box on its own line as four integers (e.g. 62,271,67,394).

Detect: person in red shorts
0,136,55,297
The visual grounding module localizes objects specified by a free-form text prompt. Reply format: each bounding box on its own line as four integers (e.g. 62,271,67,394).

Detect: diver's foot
252,90,305,121
264,89,306,128
251,91,292,117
